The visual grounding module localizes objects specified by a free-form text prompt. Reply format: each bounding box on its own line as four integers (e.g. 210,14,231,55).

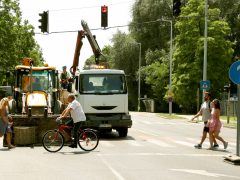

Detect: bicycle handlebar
56,117,62,124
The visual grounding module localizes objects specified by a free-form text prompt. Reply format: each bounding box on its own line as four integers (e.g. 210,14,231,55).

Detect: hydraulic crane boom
70,20,102,76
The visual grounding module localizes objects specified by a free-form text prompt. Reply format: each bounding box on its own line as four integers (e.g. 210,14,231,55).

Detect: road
0,112,239,180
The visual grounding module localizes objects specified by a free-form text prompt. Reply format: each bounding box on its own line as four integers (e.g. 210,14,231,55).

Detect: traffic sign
229,60,240,85
200,80,210,90
168,96,173,102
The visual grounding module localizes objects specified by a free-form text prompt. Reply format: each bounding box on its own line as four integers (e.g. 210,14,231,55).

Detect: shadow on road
58,151,91,155
0,148,10,151
99,131,135,141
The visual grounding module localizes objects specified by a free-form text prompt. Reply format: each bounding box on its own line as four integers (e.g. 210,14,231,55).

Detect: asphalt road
0,112,239,180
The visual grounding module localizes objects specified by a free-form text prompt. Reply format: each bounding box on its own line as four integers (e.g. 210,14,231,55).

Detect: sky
18,0,135,70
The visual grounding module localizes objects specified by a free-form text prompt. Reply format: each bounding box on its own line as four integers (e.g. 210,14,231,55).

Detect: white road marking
148,139,175,147
97,153,224,157
100,141,115,147
174,140,194,147
125,140,142,146
141,121,151,124
170,169,240,179
99,155,125,180
134,129,159,137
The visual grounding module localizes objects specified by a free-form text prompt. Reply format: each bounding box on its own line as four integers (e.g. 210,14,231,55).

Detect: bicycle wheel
42,130,64,152
78,129,99,151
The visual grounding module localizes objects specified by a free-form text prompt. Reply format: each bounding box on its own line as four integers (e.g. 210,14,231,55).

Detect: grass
220,116,237,122
156,113,238,128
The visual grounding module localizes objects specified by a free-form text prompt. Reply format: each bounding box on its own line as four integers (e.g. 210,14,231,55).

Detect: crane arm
70,20,104,76
81,20,102,62
70,30,85,76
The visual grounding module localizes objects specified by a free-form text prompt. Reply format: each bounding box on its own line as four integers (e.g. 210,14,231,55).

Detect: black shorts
203,121,209,132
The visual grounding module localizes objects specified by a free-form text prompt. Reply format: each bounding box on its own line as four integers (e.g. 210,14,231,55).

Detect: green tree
130,0,173,60
129,0,175,110
173,0,233,112
110,30,140,110
214,0,240,58
0,0,44,85
142,49,169,111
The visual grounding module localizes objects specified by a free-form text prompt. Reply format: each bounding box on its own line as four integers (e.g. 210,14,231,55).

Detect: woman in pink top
208,99,228,150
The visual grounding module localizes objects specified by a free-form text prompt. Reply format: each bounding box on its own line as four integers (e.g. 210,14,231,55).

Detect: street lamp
158,19,173,115
136,43,141,112
129,42,141,111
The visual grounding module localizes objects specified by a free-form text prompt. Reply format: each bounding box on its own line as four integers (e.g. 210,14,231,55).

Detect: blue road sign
229,60,240,85
200,80,210,90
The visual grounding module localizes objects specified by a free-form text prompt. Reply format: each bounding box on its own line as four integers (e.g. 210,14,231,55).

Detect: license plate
99,124,112,128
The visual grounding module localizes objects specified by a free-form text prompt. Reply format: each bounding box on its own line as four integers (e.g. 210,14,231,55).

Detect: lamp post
136,43,142,112
129,42,141,111
159,19,173,115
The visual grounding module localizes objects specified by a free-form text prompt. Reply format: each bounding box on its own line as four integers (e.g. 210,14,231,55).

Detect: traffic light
39,11,49,33
6,71,10,78
173,0,181,17
229,82,237,97
101,5,108,28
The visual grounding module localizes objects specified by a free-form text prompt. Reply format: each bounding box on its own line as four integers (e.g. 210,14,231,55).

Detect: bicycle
42,118,99,152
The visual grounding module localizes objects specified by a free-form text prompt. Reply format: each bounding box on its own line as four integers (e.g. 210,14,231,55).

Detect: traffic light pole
237,85,240,156
203,0,208,101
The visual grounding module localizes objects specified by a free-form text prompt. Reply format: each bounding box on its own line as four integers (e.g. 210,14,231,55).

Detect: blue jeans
0,119,7,135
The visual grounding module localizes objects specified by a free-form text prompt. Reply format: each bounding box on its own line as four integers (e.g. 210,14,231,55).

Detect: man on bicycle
59,94,86,148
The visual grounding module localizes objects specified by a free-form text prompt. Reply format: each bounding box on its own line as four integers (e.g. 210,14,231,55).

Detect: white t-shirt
201,101,211,122
67,100,86,123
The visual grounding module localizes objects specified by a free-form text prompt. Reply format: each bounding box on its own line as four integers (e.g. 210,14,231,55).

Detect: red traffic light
101,5,108,28
101,6,108,13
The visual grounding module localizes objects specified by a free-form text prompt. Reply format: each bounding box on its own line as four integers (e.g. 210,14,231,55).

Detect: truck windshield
79,74,127,94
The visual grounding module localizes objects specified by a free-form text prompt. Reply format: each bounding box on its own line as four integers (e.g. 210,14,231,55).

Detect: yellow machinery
7,58,62,145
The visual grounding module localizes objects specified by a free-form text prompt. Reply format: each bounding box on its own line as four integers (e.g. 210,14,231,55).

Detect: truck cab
74,68,132,137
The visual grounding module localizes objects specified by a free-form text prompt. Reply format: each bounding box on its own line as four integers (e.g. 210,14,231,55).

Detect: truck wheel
118,128,128,137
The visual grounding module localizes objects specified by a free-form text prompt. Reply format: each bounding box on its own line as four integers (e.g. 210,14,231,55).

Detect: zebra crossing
99,137,236,150
133,119,203,126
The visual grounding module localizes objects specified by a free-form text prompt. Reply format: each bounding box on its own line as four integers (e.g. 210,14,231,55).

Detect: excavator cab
9,58,60,117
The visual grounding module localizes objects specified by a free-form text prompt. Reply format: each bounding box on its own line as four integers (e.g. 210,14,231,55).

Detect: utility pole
160,19,173,115
137,43,141,112
169,20,173,115
203,0,208,101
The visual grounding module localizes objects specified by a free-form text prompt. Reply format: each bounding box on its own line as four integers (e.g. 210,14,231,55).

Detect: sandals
8,144,16,149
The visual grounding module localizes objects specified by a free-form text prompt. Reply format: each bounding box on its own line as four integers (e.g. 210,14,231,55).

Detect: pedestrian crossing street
99,136,236,150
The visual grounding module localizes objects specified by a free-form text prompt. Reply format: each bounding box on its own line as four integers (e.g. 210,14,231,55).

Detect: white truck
69,21,132,137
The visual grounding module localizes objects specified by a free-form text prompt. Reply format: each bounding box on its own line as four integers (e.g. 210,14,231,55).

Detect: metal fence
220,100,238,117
